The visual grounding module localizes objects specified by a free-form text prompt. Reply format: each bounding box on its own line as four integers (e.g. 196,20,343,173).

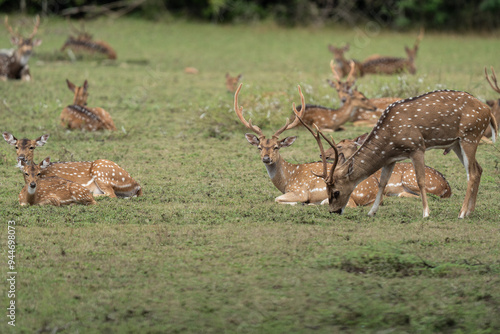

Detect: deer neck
332,102,357,125
24,182,38,205
264,154,293,194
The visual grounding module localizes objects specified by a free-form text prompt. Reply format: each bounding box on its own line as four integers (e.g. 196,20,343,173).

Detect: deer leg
455,142,482,218
93,178,117,198
275,192,308,205
410,150,429,218
368,162,395,216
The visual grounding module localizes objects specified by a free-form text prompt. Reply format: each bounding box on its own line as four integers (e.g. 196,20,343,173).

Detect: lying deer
361,29,424,75
235,84,378,207
225,73,242,93
325,133,452,198
0,15,41,81
3,132,142,198
61,79,116,131
60,21,116,59
295,86,497,218
18,157,96,206
328,43,363,78
327,60,400,127
292,62,376,132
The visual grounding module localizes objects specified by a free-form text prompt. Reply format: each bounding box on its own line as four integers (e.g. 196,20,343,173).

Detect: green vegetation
0,18,499,333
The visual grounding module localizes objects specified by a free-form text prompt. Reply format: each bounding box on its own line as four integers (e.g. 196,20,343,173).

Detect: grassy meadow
0,16,499,333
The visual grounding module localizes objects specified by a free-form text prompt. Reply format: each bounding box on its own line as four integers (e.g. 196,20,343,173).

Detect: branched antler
234,84,264,137
4,16,20,38
29,15,40,39
485,66,500,94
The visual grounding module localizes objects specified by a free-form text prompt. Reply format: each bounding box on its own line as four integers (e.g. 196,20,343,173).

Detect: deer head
66,79,89,105
18,157,51,193
4,15,41,65
3,132,49,163
235,84,305,166
225,73,242,93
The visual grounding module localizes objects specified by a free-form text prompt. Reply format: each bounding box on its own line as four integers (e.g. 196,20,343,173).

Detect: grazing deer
361,29,424,75
295,88,497,218
293,62,376,132
60,21,116,59
235,84,378,206
225,73,242,93
325,133,452,198
0,15,41,81
3,132,142,198
484,67,500,139
61,79,116,131
328,43,363,78
18,157,96,206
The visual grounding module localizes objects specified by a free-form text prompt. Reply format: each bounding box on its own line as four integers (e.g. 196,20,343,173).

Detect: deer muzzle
262,156,272,164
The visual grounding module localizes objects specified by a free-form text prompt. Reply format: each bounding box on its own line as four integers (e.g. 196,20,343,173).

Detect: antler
234,84,264,137
485,66,500,94
29,15,40,39
346,60,357,85
292,106,339,184
273,85,306,138
4,16,20,38
330,59,341,82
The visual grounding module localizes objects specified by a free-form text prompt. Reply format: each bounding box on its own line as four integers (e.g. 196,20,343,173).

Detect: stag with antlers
295,84,497,218
292,61,377,132
234,84,379,207
361,29,424,75
0,15,41,81
3,132,142,198
327,43,363,78
60,79,116,131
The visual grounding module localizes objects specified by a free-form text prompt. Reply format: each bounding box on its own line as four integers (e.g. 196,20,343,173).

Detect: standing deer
61,79,116,131
235,84,378,206
225,73,242,93
325,133,452,198
292,62,376,132
3,132,142,198
18,157,96,206
60,21,117,59
361,29,424,75
295,87,497,218
1,15,41,81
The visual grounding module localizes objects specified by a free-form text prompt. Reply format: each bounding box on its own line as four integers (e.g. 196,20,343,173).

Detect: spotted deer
235,84,378,207
3,132,142,198
18,157,96,206
292,62,376,132
484,67,500,139
225,73,242,93
60,21,116,59
361,29,424,75
325,133,452,198
295,88,497,218
1,15,41,81
328,43,363,78
61,79,116,131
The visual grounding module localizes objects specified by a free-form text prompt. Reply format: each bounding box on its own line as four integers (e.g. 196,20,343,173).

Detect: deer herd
1,16,499,219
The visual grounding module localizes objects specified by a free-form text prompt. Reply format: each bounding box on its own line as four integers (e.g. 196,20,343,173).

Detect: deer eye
15,146,18,149
258,147,262,151
30,147,35,150
24,172,28,176
274,146,279,150
37,173,41,176
333,191,340,199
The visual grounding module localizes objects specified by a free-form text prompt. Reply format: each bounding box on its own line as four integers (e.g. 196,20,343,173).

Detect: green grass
0,16,499,333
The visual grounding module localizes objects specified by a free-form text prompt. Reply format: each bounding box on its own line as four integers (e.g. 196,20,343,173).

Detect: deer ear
33,39,42,47
486,100,495,107
3,132,17,146
66,79,75,92
237,74,242,80
280,136,297,148
40,157,51,169
347,159,355,176
245,133,260,146
83,80,88,91
356,133,369,146
36,134,49,147
10,36,19,45
326,79,339,89
338,153,346,165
